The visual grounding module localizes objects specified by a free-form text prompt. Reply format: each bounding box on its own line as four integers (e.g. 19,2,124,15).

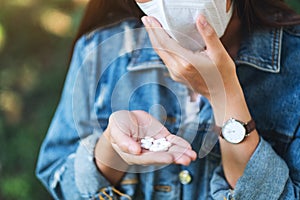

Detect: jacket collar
235,27,283,73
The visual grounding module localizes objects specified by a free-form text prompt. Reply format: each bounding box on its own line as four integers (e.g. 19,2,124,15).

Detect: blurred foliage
287,0,300,13
0,0,87,199
0,0,299,200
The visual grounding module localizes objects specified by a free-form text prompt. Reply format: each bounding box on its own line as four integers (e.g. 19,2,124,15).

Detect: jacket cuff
210,165,233,199
74,132,112,198
211,137,289,199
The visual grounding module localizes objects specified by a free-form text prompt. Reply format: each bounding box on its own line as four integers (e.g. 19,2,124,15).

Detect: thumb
109,111,142,155
196,15,224,52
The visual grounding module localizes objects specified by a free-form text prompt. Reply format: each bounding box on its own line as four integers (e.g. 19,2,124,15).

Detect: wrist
211,77,251,126
95,128,128,185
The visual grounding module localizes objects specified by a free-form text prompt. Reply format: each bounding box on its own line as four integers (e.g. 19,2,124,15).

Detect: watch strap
244,118,256,135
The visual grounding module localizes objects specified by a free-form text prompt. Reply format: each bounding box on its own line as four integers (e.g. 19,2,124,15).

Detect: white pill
144,136,154,142
153,138,167,143
141,137,154,144
140,137,154,150
140,137,171,152
149,144,169,152
153,138,171,147
141,141,152,149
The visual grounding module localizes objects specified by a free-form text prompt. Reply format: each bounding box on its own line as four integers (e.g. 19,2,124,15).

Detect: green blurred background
0,0,299,199
0,0,87,199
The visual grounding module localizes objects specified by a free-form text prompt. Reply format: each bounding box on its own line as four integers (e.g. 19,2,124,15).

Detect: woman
36,0,300,199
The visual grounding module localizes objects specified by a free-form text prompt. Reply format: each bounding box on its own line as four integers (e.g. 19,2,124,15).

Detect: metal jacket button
179,170,192,185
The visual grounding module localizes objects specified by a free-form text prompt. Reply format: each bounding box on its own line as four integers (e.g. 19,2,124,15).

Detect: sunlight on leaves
0,68,18,90
73,0,89,7
18,65,38,93
39,8,72,37
0,24,5,51
6,0,35,7
0,90,22,124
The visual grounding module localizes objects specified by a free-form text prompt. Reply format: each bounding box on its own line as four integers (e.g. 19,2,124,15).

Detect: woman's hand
95,110,196,175
142,15,239,100
141,15,261,188
141,15,245,125
108,110,196,165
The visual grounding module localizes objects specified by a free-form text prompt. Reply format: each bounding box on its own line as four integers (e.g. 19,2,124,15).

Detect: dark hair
68,0,143,63
69,0,300,62
74,0,143,42
236,0,300,31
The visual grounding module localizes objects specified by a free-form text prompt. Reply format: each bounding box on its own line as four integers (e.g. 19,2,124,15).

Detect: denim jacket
36,18,300,200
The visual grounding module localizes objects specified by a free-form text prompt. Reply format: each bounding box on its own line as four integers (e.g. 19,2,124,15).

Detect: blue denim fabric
36,18,300,199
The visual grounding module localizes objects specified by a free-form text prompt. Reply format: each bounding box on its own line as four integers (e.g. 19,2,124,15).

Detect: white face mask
137,0,233,51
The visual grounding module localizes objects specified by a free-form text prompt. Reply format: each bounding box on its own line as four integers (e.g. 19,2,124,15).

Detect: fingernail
141,16,148,25
188,150,196,159
198,15,208,27
142,16,152,26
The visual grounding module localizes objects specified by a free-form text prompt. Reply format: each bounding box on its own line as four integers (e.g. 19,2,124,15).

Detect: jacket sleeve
35,36,112,200
210,127,300,200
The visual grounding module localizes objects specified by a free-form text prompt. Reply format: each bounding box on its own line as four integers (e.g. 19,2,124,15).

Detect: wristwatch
220,118,256,144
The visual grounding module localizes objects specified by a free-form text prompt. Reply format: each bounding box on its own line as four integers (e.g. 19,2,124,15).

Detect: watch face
222,119,246,144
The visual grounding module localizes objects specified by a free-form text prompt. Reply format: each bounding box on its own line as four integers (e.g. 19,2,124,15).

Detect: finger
141,16,174,59
168,144,197,161
171,152,195,166
143,16,190,53
131,110,170,138
126,151,194,166
142,16,197,83
132,114,197,161
127,151,174,165
142,16,190,65
110,128,142,155
109,111,142,155
166,134,192,149
196,15,225,53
